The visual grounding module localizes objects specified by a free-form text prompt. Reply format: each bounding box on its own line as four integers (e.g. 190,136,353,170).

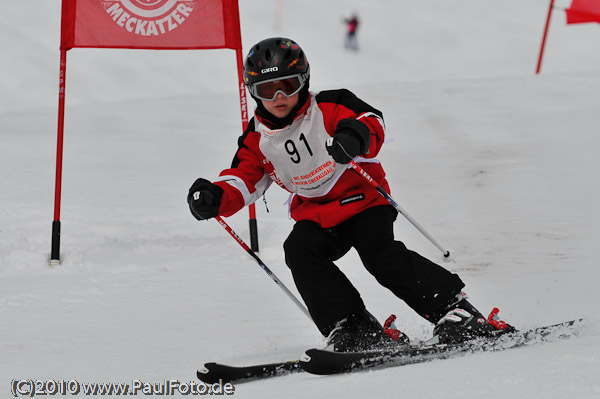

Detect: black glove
326,118,371,164
187,178,224,221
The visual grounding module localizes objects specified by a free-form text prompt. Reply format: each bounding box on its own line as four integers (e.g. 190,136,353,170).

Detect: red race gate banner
51,0,258,266
565,0,600,24
536,0,600,74
61,0,242,50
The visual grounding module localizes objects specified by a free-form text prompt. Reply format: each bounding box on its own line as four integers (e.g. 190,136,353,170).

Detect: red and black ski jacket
214,89,391,228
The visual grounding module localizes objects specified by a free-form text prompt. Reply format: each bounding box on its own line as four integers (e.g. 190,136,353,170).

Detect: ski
299,319,583,375
196,319,582,382
197,360,301,384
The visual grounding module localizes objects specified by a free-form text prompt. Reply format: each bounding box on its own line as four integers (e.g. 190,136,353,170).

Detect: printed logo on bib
339,193,365,206
103,0,195,36
259,126,287,138
291,160,335,188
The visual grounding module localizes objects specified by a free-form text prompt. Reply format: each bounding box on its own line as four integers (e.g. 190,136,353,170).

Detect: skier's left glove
326,118,371,164
187,178,224,221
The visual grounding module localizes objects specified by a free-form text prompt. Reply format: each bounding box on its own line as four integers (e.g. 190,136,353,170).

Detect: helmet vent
264,49,272,62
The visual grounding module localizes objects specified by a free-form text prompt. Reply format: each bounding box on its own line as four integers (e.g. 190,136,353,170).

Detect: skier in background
344,13,360,50
187,37,513,352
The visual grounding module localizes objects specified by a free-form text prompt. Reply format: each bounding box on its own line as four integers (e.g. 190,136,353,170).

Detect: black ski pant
283,205,465,336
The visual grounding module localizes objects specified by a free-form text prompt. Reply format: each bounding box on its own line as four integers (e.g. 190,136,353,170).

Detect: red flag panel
566,0,600,24
61,0,242,50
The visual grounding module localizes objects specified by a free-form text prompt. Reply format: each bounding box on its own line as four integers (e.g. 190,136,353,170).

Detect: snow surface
2,0,600,398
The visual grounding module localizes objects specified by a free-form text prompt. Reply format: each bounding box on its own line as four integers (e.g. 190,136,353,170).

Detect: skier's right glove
187,178,224,221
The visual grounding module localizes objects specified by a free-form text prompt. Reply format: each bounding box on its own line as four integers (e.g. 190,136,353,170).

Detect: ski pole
215,216,313,321
348,160,452,261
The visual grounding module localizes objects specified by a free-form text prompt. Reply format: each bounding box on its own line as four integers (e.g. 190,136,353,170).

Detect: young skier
187,37,513,352
344,13,360,50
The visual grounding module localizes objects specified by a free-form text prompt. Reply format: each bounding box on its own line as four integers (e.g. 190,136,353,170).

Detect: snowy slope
2,1,600,398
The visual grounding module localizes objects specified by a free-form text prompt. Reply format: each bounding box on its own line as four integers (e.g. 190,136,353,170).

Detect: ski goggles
248,73,308,101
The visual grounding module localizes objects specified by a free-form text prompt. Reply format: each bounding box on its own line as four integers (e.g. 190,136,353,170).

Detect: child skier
187,37,513,352
344,13,359,50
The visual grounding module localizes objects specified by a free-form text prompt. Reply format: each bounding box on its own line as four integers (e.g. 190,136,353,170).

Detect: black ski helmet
243,37,310,89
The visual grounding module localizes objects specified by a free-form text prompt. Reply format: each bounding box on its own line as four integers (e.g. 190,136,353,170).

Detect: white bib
257,98,346,198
